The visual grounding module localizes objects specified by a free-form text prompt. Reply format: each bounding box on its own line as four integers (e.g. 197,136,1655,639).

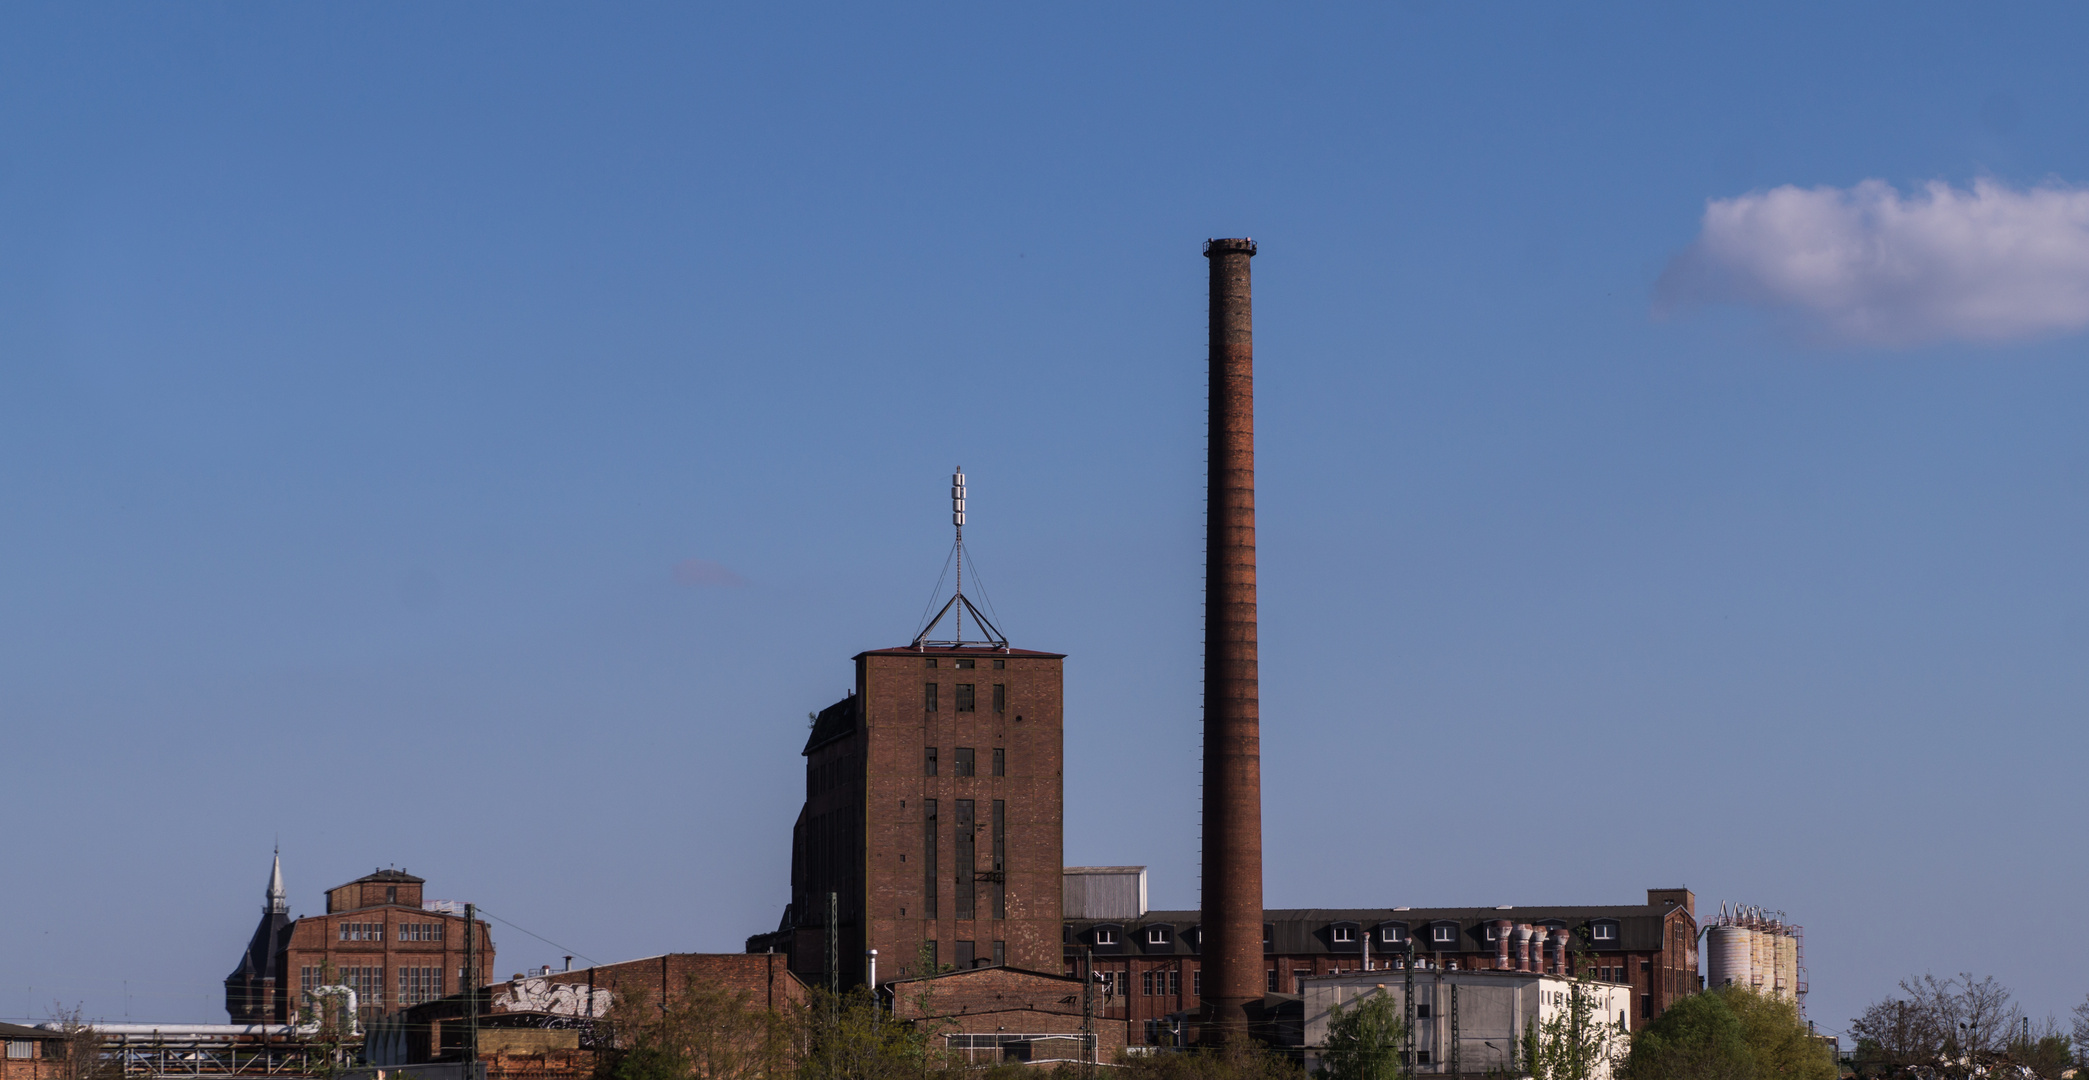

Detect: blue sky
4,2,2089,1040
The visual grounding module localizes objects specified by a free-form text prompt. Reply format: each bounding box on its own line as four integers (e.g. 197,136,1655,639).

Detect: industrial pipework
1198,237,1264,1041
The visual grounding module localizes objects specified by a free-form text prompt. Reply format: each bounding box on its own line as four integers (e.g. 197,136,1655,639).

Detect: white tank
1750,924,1768,988
1707,925,1751,990
1774,932,1798,1000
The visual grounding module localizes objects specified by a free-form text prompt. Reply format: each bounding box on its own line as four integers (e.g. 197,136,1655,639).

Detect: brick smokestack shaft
1199,237,1262,1039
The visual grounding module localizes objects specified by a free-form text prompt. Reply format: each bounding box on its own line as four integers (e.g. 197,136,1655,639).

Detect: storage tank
1775,932,1799,1001
1707,924,1752,989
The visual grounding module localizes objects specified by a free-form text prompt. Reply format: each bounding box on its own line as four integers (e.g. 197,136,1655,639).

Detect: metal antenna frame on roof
912,466,1009,651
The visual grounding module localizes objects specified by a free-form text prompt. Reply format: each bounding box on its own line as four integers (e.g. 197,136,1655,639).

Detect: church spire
266,847,287,914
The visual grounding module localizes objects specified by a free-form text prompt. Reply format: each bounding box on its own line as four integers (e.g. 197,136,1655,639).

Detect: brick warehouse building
1062,888,1699,1045
750,641,1066,990
225,857,493,1022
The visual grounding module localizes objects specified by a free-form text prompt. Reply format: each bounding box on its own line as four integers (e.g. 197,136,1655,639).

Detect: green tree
1313,992,1405,1080
1719,987,1834,1080
1530,982,1626,1080
1118,1040,1303,1080
1621,990,1752,1080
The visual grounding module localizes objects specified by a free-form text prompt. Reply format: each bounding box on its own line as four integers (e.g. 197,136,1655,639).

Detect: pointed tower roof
266,849,288,914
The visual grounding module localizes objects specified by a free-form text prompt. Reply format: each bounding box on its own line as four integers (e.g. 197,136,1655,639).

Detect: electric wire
471,909,602,969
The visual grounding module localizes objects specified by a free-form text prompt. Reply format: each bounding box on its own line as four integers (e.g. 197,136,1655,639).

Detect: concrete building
1299,970,1632,1079
1063,888,1699,1045
224,856,493,1023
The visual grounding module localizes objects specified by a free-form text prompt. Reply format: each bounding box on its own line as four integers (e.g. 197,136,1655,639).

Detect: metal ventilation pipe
1198,237,1263,1042
1494,920,1513,970
1514,924,1533,972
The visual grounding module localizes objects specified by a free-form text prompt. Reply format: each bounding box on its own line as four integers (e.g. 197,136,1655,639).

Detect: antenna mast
912,466,1007,650
953,467,964,644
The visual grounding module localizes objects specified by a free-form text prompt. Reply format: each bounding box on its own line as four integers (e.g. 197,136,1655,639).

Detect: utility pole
827,892,840,995
463,904,480,1080
1080,947,1095,1080
1403,940,1416,1079
1449,981,1459,1080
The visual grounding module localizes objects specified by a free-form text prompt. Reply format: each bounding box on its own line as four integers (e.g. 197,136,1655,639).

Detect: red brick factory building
225,855,492,1023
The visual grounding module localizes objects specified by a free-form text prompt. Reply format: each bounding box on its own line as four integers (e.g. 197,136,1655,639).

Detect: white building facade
1302,970,1633,1079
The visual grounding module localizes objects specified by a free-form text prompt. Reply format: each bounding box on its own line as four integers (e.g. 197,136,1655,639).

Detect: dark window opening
1266,969,1277,992
955,799,976,920
955,684,975,712
956,940,976,968
923,800,938,919
1416,1003,1432,1019
993,684,1006,712
1641,994,1653,1018
925,747,938,776
1193,970,1202,997
955,747,975,776
386,886,398,904
925,683,938,711
992,658,1005,669
992,747,1005,775
925,658,937,668
924,940,937,970
954,657,974,669
991,799,1006,919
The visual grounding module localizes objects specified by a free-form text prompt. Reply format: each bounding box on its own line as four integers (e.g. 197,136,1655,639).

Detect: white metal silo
1707,924,1751,989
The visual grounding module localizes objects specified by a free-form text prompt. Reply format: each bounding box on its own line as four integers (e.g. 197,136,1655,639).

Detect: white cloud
1655,178,2089,345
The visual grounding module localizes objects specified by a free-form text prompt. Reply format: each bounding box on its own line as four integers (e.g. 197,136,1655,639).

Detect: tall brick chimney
1198,237,1262,1040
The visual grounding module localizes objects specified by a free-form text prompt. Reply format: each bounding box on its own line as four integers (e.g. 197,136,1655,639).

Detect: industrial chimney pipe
1198,237,1263,1041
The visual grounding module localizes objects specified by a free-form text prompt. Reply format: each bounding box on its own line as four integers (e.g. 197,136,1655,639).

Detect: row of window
5,1042,39,1060
923,683,1006,713
924,747,1005,777
301,964,478,1000
337,921,447,942
918,799,1006,920
922,940,1007,969
924,658,1004,670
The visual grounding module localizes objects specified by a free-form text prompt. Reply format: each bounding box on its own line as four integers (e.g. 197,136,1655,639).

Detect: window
955,657,974,669
301,966,317,993
923,800,938,919
992,941,1005,966
993,684,1006,712
386,886,398,904
1266,969,1277,992
1415,1002,1432,1019
925,658,937,668
1640,994,1653,1019
956,941,976,968
1641,960,1653,972
1095,929,1117,945
1331,926,1355,943
1485,925,1498,941
924,683,938,711
955,799,976,920
924,941,938,970
992,747,1005,776
992,658,1005,669
1380,924,1407,944
1293,969,1309,992
955,684,975,712
8,1042,35,1060
1414,1052,1432,1066
955,747,975,776
1433,925,1456,943
1592,921,1618,941
1148,927,1172,945
925,747,938,776
991,800,1006,919
398,966,444,1006
1143,971,1155,996
1193,970,1202,996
